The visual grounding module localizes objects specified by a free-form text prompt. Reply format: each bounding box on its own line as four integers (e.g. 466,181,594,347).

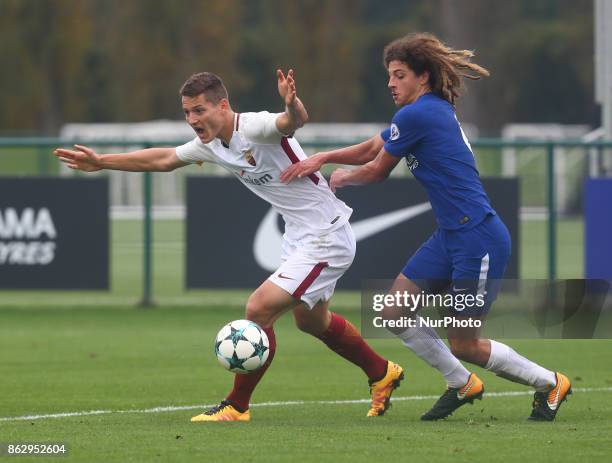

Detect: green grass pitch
1,218,610,462
1,307,611,462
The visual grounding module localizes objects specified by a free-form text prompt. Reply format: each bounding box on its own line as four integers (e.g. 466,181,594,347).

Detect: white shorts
268,223,356,309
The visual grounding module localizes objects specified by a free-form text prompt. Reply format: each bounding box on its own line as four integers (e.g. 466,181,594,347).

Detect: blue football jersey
381,93,495,230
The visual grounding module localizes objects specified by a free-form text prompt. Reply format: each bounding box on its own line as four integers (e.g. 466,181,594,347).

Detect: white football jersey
176,111,352,240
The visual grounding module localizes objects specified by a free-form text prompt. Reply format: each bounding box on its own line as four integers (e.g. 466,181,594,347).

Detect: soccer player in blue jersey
281,33,571,421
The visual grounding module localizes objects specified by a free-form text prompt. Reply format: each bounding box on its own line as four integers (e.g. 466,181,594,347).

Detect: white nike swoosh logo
547,376,563,410
253,202,432,271
457,381,474,400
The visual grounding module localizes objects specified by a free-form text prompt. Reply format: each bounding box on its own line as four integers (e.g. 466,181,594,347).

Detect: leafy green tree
0,0,598,135
0,0,95,133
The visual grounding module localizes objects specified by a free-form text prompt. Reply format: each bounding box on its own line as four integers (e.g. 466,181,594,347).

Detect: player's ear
219,98,230,110
418,71,430,86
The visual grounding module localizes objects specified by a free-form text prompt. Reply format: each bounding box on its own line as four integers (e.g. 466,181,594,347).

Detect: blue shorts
402,213,511,316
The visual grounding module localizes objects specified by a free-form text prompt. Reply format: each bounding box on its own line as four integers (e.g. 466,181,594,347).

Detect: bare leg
447,326,556,391
293,300,387,380
225,280,303,411
384,274,471,388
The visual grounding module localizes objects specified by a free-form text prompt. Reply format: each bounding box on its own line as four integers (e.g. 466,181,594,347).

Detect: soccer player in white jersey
54,70,404,422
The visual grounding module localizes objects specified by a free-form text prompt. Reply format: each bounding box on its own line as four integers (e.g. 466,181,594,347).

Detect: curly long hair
383,33,489,105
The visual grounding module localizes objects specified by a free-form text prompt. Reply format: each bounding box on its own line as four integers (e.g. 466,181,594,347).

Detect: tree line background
0,0,599,136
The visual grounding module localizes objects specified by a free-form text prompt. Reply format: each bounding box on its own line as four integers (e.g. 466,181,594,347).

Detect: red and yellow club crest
244,149,256,166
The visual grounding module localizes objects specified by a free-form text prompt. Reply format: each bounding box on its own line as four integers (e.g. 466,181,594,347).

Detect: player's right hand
280,153,325,184
53,144,103,172
329,168,351,193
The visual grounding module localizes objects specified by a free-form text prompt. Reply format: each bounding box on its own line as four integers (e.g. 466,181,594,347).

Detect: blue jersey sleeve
383,107,424,158
380,128,391,142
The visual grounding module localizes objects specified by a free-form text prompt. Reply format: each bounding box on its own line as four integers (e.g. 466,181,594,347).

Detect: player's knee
245,295,270,327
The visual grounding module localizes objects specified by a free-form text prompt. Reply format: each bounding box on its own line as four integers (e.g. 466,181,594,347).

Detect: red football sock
317,312,387,381
226,326,276,411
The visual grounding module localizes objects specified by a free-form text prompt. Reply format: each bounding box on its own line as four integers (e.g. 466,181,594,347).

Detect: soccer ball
214,319,270,374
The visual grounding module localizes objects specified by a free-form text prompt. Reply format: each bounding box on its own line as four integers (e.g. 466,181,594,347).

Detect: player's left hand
277,69,297,106
329,168,351,193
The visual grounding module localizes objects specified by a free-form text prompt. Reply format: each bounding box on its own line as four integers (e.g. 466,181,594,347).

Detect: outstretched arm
53,145,187,172
329,149,400,192
275,69,309,135
280,134,384,183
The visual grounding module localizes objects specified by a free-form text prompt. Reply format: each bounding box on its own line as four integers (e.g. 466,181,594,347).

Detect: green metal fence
1,138,611,307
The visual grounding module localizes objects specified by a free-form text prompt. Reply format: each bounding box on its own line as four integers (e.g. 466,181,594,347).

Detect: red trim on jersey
292,262,329,299
280,137,319,185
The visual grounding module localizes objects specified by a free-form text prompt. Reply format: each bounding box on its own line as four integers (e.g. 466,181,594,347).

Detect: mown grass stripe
2,386,610,422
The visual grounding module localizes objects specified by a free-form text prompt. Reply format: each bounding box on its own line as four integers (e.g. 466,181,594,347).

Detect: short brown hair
179,72,228,103
383,33,489,105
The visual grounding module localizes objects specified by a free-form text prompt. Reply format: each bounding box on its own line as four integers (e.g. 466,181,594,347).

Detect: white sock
398,317,471,389
485,340,556,391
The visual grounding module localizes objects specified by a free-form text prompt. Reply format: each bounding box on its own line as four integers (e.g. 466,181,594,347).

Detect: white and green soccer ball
214,320,270,374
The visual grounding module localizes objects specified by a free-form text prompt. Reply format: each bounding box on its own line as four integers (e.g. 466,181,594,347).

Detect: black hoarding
0,178,109,289
186,177,518,289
